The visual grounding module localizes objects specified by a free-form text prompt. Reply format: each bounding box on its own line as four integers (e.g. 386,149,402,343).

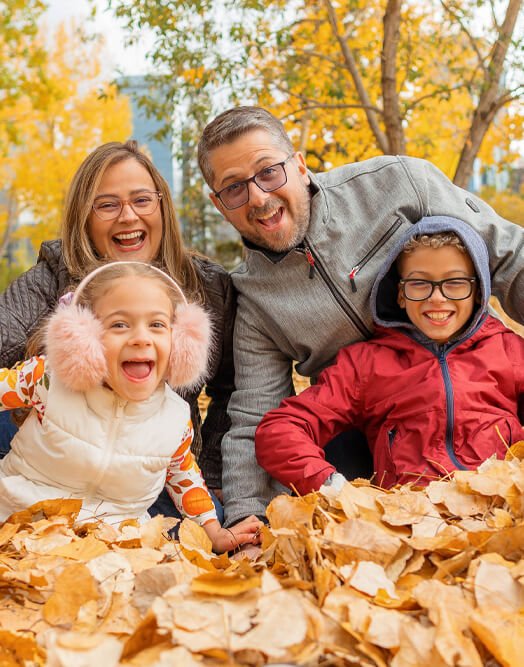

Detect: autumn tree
0,0,47,150
0,21,132,270
106,0,522,187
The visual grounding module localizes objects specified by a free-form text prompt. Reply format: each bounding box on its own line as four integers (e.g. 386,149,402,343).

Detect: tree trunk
382,0,406,154
453,0,522,188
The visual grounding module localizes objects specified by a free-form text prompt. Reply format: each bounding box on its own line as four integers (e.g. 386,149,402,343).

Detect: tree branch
322,0,390,153
439,0,488,73
453,0,522,187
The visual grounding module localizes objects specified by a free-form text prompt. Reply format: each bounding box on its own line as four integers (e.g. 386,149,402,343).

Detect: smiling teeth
114,231,143,240
426,312,451,321
258,210,279,220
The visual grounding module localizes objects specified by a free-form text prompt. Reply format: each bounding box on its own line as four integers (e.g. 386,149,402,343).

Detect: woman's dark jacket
0,240,235,488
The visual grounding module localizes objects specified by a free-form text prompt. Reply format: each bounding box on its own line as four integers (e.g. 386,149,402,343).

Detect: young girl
0,261,260,553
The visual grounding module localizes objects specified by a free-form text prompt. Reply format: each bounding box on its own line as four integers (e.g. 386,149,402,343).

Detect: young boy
255,216,524,491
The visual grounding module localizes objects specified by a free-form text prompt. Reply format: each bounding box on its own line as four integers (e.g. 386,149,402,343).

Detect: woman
0,140,234,504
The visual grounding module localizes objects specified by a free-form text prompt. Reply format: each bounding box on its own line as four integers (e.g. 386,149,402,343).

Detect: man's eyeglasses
213,154,295,210
399,277,477,301
92,191,162,221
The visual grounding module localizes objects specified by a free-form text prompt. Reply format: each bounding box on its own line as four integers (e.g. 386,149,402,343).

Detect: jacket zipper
387,428,397,448
300,242,370,338
303,245,316,279
349,218,403,293
437,350,467,471
85,398,127,498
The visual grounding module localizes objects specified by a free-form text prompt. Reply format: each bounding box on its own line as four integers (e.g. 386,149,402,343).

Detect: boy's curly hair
401,232,466,255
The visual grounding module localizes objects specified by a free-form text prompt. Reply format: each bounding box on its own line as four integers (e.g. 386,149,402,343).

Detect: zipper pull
349,265,360,292
303,244,315,279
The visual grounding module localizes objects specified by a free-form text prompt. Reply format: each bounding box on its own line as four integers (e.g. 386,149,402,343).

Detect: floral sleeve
0,356,48,419
165,420,218,526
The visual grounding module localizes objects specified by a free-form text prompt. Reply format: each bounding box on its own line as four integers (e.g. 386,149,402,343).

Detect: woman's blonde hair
61,140,203,301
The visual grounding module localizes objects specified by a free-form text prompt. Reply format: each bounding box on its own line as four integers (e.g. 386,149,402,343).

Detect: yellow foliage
0,21,132,258
253,0,520,176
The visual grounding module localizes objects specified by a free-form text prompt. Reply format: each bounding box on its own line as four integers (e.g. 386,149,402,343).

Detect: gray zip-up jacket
222,155,524,526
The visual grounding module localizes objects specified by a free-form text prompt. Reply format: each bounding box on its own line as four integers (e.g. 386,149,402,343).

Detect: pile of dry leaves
1,448,523,666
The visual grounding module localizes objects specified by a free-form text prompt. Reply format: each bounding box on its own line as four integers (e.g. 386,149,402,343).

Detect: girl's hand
204,515,262,554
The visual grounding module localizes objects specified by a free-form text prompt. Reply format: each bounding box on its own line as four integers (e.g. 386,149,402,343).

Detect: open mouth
122,360,154,380
256,207,284,229
113,230,146,248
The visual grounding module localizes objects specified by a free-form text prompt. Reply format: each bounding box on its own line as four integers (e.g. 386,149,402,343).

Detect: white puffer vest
0,375,190,525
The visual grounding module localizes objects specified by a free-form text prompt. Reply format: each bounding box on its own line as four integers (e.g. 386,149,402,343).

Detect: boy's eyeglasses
399,277,477,301
213,154,295,210
92,191,162,221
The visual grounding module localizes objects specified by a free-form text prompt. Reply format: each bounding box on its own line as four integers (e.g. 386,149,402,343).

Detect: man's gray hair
198,106,294,187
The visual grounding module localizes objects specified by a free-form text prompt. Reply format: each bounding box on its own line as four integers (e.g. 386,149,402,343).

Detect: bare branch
439,0,488,73
453,0,522,186
322,0,390,153
273,81,384,115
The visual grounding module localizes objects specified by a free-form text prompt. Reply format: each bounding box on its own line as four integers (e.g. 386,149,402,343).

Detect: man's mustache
247,197,285,222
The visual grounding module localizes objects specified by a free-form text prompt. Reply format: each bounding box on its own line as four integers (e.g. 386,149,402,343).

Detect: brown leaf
0,630,45,665
42,563,99,626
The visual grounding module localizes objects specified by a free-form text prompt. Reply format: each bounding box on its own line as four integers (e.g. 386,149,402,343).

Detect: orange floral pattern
1,357,218,526
0,356,47,419
165,420,217,525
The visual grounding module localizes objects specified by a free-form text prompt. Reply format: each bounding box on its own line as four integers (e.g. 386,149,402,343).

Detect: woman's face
87,158,163,262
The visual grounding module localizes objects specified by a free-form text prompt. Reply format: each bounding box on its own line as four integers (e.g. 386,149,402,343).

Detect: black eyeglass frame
399,277,477,301
92,191,163,221
213,154,296,210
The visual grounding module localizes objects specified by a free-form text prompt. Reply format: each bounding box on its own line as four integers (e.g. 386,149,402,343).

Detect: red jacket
255,316,524,492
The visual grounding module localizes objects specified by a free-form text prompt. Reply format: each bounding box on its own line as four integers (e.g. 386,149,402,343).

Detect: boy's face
397,245,477,343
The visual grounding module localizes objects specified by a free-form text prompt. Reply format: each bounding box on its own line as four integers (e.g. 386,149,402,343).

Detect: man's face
208,129,311,252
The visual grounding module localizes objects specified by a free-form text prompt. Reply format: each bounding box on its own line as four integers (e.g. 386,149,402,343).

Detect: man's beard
245,182,311,252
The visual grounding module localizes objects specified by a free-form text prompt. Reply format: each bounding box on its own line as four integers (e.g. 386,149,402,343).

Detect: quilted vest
0,375,190,525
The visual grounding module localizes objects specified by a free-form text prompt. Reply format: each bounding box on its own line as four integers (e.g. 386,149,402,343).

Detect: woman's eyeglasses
92,191,162,221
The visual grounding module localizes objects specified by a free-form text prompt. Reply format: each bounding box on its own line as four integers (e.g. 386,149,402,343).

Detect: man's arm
198,269,236,489
221,296,294,527
404,157,523,323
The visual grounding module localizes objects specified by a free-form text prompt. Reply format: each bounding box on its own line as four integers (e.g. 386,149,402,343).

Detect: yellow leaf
506,441,524,461
7,498,82,524
471,609,524,667
49,534,109,561
191,571,261,596
0,630,45,666
42,563,99,626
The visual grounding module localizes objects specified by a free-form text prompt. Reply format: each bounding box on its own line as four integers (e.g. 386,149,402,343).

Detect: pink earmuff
45,262,212,393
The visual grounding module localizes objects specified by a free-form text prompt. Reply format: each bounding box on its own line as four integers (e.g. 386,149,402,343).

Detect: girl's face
88,158,163,262
94,276,173,402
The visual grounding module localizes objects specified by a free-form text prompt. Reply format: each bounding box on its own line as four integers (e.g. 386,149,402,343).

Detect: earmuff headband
72,261,189,306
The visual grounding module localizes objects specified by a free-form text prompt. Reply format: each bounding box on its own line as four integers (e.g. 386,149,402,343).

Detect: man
197,106,524,530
